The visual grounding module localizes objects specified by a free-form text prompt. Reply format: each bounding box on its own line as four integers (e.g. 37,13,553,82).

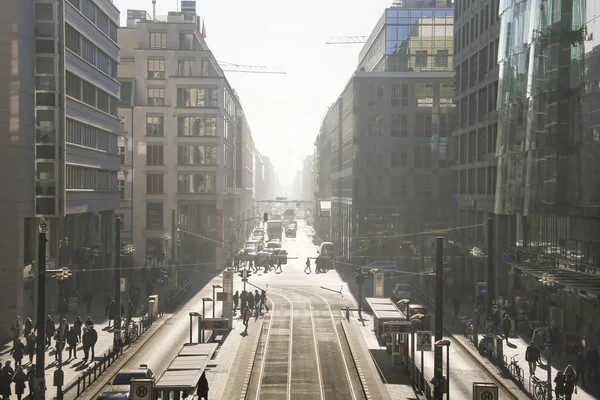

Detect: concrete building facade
0,0,122,338
118,8,254,268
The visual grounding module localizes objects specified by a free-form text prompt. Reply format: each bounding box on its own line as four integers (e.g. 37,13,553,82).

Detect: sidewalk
341,311,418,399
0,295,127,400
414,286,600,399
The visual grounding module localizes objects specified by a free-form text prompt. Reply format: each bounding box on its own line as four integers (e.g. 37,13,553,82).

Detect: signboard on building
373,272,385,297
222,270,234,322
564,333,581,356
416,331,433,352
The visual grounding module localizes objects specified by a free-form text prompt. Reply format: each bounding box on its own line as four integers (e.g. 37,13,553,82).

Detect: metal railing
529,375,550,400
503,354,525,388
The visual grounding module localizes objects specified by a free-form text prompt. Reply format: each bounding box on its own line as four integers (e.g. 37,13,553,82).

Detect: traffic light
238,269,252,280
263,212,268,222
355,271,364,285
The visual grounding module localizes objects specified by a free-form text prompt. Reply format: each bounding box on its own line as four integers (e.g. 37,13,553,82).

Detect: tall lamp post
396,299,411,370
212,285,222,318
202,297,213,343
51,268,73,400
410,313,425,385
434,339,451,400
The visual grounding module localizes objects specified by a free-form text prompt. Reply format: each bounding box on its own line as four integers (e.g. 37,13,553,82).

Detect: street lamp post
212,285,222,318
50,268,72,400
396,299,411,370
410,313,425,385
202,297,213,343
435,339,451,399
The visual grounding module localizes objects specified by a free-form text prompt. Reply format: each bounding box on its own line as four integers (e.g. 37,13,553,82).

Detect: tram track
247,286,363,400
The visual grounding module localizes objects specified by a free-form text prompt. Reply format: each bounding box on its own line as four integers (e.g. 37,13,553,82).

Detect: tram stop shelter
154,343,218,399
364,297,407,338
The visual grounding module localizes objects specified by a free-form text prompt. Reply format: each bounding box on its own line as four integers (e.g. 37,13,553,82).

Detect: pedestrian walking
1,361,14,400
276,259,282,273
261,290,269,313
196,371,209,400
242,306,251,332
67,326,78,359
10,339,25,368
554,370,565,400
563,365,576,400
526,341,541,376
82,327,90,361
502,314,512,343
254,291,261,314
45,315,55,347
108,300,116,327
26,332,36,364
85,316,93,328
23,318,33,338
247,292,255,311
87,324,98,360
26,366,35,395
576,352,586,386
240,290,247,312
74,316,83,341
304,257,311,274
233,291,239,312
587,346,599,384
12,366,26,400
491,307,501,334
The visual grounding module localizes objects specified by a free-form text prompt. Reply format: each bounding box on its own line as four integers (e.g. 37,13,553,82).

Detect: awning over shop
506,262,600,299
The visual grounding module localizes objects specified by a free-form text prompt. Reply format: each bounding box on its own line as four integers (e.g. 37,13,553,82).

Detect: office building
449,0,500,291
118,5,255,267
327,3,456,263
0,0,121,339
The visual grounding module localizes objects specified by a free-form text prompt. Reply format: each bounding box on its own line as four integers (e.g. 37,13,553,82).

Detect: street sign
416,331,433,352
472,382,498,400
542,332,552,346
130,378,154,400
92,247,101,257
222,270,234,321
200,318,230,331
373,272,385,297
383,321,411,334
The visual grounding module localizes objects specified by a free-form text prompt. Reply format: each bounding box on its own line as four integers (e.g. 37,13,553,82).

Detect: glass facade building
360,6,454,72
497,0,600,338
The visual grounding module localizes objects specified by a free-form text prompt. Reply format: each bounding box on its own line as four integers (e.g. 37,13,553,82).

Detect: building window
415,50,428,67
65,25,80,54
178,60,195,76
146,174,164,194
391,115,407,137
146,145,164,165
177,87,218,108
148,88,165,106
146,115,164,136
65,165,117,191
179,33,195,50
415,176,432,198
177,145,218,165
119,146,125,164
391,151,407,168
65,118,118,153
415,114,433,138
66,72,81,100
366,115,383,137
82,81,96,107
439,175,449,200
146,202,163,229
118,179,125,199
177,174,216,193
414,144,431,168
391,84,408,107
147,59,165,79
178,117,217,137
149,32,167,49
390,175,407,198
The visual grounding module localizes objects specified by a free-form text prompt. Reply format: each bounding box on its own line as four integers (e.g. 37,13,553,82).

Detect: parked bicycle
529,375,548,400
506,354,524,386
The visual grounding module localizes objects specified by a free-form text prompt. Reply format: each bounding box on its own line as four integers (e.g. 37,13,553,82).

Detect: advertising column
222,270,234,327
374,272,385,297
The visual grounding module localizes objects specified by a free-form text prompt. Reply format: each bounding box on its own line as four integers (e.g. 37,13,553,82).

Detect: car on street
257,248,273,266
97,365,155,400
391,283,413,302
406,303,431,329
272,248,288,264
266,240,281,249
285,226,296,237
359,261,398,280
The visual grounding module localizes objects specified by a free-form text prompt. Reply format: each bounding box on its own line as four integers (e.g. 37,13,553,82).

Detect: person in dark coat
502,315,512,343
66,326,79,359
108,300,116,327
526,341,541,376
554,370,565,399
254,291,261,314
85,316,94,328
12,366,27,400
261,290,269,313
563,365,576,400
82,327,91,361
46,315,56,347
87,325,98,360
73,316,83,341
10,339,25,368
196,371,209,400
247,293,254,311
240,291,247,311
26,366,35,395
26,332,37,364
1,361,14,399
23,318,34,337
587,346,599,384
233,291,239,311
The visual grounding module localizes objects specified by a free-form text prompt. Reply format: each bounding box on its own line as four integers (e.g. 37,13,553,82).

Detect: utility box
147,300,156,320
148,295,159,315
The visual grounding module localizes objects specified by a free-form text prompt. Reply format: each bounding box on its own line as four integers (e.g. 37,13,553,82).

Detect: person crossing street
304,257,311,274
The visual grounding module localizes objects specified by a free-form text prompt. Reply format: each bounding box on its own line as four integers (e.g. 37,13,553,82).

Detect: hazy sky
114,0,392,183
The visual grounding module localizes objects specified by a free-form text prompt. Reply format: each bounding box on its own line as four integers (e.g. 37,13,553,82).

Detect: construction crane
218,61,286,74
326,36,368,45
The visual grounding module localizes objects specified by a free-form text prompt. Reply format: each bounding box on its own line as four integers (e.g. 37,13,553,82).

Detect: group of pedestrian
575,347,599,387
233,289,268,315
553,366,577,400
0,361,30,400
